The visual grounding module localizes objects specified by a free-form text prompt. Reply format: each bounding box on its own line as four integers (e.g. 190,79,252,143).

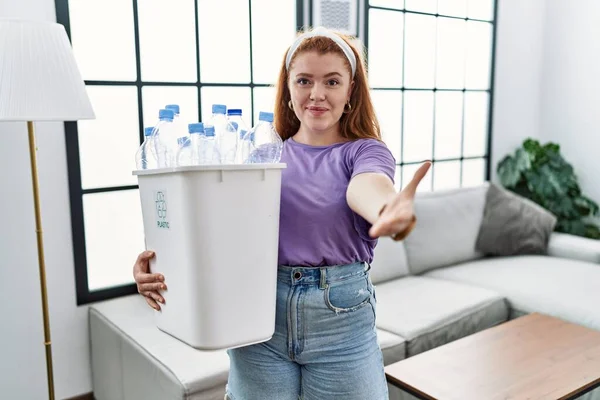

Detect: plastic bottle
165,104,187,140
223,108,247,164
175,136,192,166
200,125,221,165
246,111,283,163
135,126,157,170
217,109,243,164
205,104,228,140
237,128,254,164
226,109,249,133
187,122,204,166
152,108,178,168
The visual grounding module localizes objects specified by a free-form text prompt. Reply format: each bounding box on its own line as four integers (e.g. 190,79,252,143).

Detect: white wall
492,0,600,218
0,0,92,399
490,0,546,181
539,0,600,217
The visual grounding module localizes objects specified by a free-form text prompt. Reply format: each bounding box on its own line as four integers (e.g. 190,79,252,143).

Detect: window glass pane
468,0,494,21
198,0,251,83
463,92,489,157
438,0,467,17
368,9,403,88
404,13,436,88
253,87,277,127
251,0,296,84
69,0,136,81
371,90,402,162
84,190,145,291
465,21,492,89
200,86,252,126
138,0,197,82
403,91,433,163
369,0,404,10
402,163,432,192
461,158,486,187
434,92,462,159
436,18,466,89
142,86,199,131
433,160,461,190
405,0,436,13
78,86,139,189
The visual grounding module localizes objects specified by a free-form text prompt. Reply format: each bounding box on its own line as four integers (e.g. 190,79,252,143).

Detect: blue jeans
226,262,388,400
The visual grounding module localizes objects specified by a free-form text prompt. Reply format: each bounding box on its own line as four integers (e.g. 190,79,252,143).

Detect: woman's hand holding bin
133,250,167,311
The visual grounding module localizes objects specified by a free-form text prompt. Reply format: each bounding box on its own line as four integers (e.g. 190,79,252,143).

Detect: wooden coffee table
385,313,600,400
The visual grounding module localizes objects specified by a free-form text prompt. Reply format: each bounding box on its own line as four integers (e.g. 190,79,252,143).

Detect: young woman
133,26,430,400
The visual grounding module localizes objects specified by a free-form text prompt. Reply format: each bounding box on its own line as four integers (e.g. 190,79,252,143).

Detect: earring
288,100,294,111
343,101,352,114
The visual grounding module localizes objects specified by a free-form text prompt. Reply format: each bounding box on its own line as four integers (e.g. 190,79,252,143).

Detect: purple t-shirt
278,137,396,267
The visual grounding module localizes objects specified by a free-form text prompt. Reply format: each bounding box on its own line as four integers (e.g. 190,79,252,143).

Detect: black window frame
364,1,498,189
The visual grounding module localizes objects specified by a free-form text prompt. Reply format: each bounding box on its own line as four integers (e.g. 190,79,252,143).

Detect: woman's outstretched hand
369,161,431,240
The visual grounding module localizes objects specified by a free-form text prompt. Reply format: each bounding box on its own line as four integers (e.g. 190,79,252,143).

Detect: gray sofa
89,182,600,400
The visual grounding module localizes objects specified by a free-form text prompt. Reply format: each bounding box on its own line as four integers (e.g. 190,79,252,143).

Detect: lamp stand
27,121,55,400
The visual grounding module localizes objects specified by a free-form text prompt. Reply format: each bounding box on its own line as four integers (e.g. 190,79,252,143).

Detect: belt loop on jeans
319,268,327,289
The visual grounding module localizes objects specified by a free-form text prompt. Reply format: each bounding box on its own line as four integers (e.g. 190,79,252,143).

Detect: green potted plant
497,138,600,239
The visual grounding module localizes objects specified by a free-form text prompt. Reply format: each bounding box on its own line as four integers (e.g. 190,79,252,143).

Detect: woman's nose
310,85,326,101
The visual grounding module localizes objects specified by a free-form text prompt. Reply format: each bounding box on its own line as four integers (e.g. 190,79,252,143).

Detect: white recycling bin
133,163,286,350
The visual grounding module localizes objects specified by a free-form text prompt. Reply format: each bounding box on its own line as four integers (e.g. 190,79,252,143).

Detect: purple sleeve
350,139,396,184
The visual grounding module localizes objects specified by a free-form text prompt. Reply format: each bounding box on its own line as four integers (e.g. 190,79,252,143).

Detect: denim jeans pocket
324,273,372,313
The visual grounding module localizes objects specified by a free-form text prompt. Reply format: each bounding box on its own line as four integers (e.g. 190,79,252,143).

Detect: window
366,0,497,192
56,0,299,304
56,0,496,304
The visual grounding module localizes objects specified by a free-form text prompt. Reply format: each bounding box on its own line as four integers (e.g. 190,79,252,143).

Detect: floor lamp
0,20,95,399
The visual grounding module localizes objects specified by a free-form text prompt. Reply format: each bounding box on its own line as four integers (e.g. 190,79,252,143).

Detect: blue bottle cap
165,104,180,115
212,104,226,115
227,108,242,116
239,129,247,138
230,121,238,130
188,122,204,134
259,111,274,123
204,126,215,137
144,127,154,136
159,109,175,121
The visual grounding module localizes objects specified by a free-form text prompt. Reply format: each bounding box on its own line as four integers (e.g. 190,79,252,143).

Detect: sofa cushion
476,183,557,256
90,294,230,400
404,183,488,275
370,236,410,284
425,256,600,331
376,329,407,366
374,276,508,356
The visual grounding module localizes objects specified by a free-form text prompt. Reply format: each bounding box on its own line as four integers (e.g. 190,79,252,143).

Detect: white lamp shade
0,19,95,121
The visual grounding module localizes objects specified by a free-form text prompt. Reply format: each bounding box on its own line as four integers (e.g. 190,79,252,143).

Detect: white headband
285,27,357,77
